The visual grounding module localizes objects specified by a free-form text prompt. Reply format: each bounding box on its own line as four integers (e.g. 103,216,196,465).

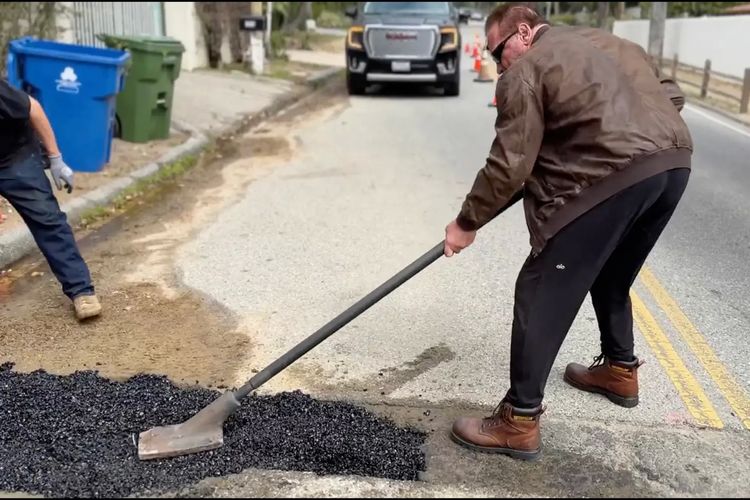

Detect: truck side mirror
345,6,357,18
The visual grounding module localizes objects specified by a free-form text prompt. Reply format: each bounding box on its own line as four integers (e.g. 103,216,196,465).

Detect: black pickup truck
344,2,462,96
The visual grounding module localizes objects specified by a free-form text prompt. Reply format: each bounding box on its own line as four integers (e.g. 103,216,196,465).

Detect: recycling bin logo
56,66,81,94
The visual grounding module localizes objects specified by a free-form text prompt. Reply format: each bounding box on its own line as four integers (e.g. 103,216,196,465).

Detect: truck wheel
347,71,366,95
444,73,460,96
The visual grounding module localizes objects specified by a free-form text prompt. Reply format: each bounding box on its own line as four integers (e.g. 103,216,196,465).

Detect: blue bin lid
9,37,130,66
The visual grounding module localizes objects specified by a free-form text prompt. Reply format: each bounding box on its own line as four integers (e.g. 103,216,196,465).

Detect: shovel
137,191,523,460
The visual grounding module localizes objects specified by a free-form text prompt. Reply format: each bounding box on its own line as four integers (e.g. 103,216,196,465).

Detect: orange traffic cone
472,43,480,58
488,94,497,107
464,42,470,54
473,54,482,72
474,51,494,82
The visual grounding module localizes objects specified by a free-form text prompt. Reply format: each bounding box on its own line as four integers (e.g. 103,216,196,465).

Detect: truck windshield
363,2,451,15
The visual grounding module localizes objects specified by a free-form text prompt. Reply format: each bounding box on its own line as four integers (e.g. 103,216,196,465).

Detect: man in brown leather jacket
444,4,691,460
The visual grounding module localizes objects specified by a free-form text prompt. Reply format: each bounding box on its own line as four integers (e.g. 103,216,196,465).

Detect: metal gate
69,2,164,47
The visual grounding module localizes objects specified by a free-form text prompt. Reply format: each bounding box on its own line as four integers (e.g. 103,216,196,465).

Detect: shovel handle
234,190,524,400
235,240,444,399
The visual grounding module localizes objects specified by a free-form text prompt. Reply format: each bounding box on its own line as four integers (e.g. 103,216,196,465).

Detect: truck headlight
347,26,364,50
439,27,458,52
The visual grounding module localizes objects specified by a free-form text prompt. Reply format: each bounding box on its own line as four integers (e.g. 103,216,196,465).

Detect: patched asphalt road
176,26,750,497
2,23,749,498
0,364,425,498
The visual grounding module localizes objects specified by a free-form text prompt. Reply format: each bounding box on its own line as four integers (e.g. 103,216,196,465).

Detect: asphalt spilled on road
0,363,426,498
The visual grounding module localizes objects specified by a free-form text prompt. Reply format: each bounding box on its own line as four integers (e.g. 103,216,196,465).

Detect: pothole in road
0,364,426,498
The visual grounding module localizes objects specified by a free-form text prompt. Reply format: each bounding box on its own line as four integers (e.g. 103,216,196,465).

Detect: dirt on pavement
0,78,348,389
0,133,187,233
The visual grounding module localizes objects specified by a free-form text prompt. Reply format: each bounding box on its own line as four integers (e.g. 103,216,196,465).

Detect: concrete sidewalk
0,69,325,270
313,27,348,37
173,70,296,136
286,49,345,69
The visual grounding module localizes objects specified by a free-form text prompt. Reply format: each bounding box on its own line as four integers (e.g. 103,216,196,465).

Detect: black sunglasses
487,31,516,64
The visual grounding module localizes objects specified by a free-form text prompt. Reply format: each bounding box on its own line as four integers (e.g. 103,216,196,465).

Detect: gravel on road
0,363,426,498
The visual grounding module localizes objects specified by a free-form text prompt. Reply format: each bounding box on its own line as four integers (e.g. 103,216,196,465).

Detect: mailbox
239,16,266,31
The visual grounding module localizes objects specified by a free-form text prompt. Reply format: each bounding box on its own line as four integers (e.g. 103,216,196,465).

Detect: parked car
344,2,462,96
458,8,471,24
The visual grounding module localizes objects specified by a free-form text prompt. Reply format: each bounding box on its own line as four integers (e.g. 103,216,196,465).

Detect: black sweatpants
506,168,690,408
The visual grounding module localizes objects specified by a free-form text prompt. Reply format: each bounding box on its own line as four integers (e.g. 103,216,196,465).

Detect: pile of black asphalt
0,363,426,498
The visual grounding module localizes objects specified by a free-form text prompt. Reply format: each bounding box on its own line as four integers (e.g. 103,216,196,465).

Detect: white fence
61,2,164,47
613,15,750,79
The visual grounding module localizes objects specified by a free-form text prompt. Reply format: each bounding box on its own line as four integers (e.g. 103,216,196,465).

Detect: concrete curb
0,69,342,270
306,67,344,88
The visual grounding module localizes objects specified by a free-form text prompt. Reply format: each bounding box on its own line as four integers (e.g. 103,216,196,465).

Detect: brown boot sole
449,431,542,461
563,373,639,408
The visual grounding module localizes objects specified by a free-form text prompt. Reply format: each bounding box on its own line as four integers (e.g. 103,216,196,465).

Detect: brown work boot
564,354,643,408
73,294,102,321
450,400,544,461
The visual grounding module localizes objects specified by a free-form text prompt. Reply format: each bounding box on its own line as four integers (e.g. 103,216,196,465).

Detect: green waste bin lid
97,34,185,54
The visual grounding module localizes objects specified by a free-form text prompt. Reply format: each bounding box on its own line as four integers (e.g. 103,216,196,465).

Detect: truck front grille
365,26,438,60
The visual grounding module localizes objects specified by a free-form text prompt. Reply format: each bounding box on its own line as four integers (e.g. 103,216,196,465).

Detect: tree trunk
195,2,223,68
596,2,609,29
614,2,626,19
648,2,667,62
284,1,312,32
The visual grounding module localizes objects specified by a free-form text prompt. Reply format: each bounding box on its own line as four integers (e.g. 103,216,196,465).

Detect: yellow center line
630,290,724,429
640,266,750,430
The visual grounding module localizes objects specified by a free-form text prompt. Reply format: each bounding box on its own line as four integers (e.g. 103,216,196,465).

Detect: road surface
1,25,749,498
175,30,750,496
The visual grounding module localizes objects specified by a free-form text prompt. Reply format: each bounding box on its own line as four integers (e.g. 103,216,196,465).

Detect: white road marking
684,104,750,140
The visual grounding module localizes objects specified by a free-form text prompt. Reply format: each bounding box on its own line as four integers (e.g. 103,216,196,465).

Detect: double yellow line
631,266,750,430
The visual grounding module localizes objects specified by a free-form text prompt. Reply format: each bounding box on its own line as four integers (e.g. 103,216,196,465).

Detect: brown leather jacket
456,26,693,254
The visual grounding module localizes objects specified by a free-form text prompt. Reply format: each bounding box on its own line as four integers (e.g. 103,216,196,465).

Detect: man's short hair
485,3,546,35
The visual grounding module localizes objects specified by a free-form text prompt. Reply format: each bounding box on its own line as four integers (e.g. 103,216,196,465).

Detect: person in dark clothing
0,78,101,320
443,3,691,460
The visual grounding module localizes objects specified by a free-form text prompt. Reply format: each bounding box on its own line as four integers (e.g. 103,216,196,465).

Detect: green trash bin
98,34,185,143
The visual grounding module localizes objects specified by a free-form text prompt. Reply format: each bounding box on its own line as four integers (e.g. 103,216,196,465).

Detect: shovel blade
137,421,225,460
137,391,241,460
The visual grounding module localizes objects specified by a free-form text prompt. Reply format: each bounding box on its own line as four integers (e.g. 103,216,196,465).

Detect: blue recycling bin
6,37,130,172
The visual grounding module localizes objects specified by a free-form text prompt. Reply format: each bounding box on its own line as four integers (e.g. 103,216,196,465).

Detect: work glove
48,154,74,193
